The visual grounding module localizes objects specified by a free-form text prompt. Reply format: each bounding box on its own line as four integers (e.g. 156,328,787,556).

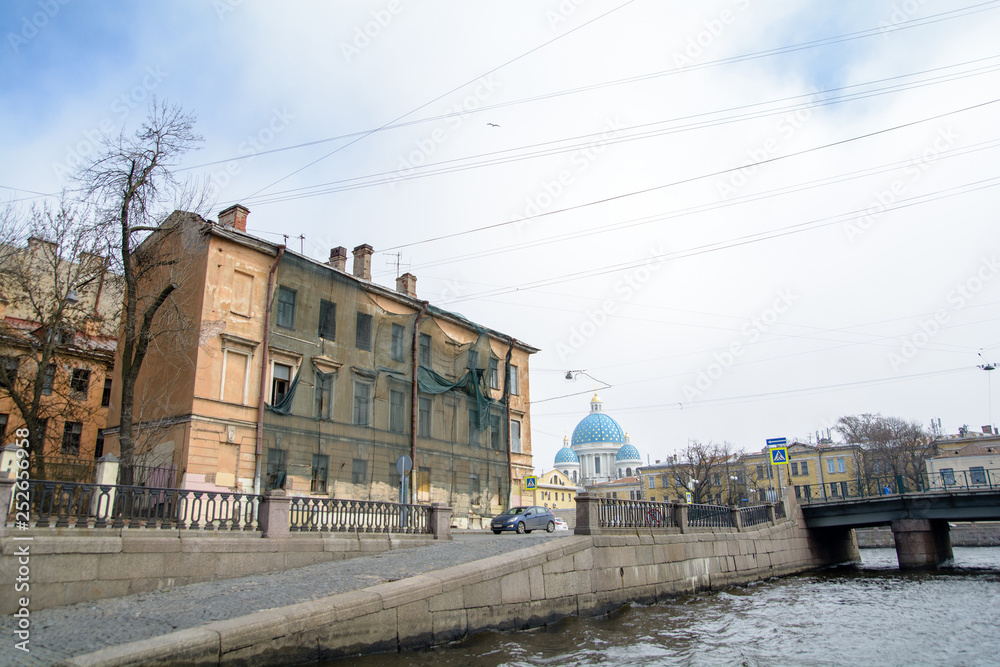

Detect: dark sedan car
491,506,556,534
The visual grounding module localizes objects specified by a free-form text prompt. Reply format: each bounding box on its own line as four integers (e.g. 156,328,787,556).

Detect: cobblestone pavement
0,532,569,666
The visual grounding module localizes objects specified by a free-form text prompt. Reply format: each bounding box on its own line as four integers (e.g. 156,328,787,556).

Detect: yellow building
743,442,862,502
103,206,537,528
530,469,577,510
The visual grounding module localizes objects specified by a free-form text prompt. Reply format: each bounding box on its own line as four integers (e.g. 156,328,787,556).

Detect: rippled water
334,547,1000,667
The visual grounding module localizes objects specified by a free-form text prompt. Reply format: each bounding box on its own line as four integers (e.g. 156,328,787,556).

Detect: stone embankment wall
855,522,1000,548
0,530,439,615
63,504,850,665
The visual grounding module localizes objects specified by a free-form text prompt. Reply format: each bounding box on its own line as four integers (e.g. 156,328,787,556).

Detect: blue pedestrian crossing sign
524,476,537,490
769,447,789,465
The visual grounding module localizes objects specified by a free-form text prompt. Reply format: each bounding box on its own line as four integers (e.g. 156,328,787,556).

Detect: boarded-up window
232,271,254,317
222,351,249,404
418,467,430,502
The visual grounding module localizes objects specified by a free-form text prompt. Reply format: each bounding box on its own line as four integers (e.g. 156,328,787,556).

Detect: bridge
799,488,1000,568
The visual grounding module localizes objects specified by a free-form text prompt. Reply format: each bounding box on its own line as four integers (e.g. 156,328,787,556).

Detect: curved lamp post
564,370,611,389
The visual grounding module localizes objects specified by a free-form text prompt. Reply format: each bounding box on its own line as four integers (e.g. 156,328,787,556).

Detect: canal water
334,547,1000,666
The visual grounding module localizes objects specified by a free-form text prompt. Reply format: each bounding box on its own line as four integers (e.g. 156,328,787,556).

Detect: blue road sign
766,437,787,447
524,476,537,490
769,447,789,465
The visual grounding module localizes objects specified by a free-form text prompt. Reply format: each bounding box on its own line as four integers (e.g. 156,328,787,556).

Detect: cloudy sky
3,1,999,470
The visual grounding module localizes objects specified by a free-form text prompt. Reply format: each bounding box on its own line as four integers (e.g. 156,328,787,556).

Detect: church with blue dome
555,394,641,486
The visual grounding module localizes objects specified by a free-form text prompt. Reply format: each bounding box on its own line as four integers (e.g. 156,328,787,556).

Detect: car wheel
516,522,525,534
493,529,502,534
546,520,555,533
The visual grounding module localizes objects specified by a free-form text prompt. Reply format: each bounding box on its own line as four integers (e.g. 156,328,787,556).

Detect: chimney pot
328,246,348,271
218,204,250,232
352,244,374,281
395,272,417,298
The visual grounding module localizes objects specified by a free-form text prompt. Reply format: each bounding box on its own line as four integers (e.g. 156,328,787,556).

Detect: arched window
595,458,601,475
572,471,577,483
626,467,632,477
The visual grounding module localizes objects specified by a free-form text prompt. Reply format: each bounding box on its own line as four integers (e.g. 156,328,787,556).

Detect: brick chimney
218,204,249,232
328,246,348,271
396,272,417,298
352,244,373,281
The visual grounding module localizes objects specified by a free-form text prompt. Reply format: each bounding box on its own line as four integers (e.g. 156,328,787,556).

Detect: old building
743,442,862,502
530,468,577,510
102,206,537,527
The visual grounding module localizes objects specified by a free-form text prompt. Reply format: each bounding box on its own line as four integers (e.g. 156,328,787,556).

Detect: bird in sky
487,123,500,127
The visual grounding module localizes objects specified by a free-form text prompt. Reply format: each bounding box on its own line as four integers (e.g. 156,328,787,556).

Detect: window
970,466,987,485
356,312,372,351
649,476,655,489
390,323,405,362
794,485,801,499
353,381,372,426
311,454,329,494
318,299,336,340
803,485,812,499
712,473,720,486
1,356,20,384
42,364,55,395
490,414,502,450
419,333,431,366
827,459,836,474
800,461,809,476
595,457,601,475
94,431,104,459
840,481,849,497
418,467,430,502
351,458,367,485
70,368,91,400
756,464,764,479
508,364,519,395
837,458,846,473
418,396,432,437
468,408,479,446
790,462,799,476
314,372,334,420
276,286,296,329
941,468,956,486
390,389,406,433
271,363,292,404
830,482,839,497
510,419,521,453
0,414,7,444
266,449,287,488
489,358,499,389
469,474,480,500
612,492,617,499
61,421,82,455
37,419,47,449
101,378,112,407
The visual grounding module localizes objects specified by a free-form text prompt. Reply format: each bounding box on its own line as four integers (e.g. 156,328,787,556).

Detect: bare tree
679,440,738,504
0,199,116,475
75,100,206,468
835,413,929,491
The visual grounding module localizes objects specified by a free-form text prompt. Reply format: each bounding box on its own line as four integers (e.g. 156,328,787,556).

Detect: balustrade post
0,472,15,536
767,503,777,525
574,492,601,535
675,503,688,533
430,503,452,540
259,489,291,538
731,507,742,532
91,453,119,520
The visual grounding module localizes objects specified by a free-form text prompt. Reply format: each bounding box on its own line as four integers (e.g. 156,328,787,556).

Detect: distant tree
75,100,206,470
679,440,740,504
835,413,929,491
0,199,115,473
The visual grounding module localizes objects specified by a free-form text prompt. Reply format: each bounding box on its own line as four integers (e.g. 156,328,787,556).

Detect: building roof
555,444,580,464
616,443,641,462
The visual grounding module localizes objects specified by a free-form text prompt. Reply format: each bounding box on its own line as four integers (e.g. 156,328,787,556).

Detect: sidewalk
0,532,567,666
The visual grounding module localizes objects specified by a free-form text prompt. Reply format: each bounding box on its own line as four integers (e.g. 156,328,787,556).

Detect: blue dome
572,413,625,447
555,446,580,464
616,443,641,462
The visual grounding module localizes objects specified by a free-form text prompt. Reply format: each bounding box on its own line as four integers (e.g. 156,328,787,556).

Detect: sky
2,0,999,472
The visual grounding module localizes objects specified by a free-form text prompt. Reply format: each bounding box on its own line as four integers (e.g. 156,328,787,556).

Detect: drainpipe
410,301,428,505
503,337,515,510
254,246,285,495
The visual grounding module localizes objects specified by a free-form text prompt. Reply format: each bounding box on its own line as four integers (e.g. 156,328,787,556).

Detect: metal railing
775,501,786,519
688,503,734,528
597,498,678,528
794,468,1000,504
28,456,97,484
288,497,432,534
11,479,259,530
740,504,770,527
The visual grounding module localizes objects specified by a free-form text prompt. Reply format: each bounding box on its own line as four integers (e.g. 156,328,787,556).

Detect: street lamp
565,370,611,389
729,476,739,506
